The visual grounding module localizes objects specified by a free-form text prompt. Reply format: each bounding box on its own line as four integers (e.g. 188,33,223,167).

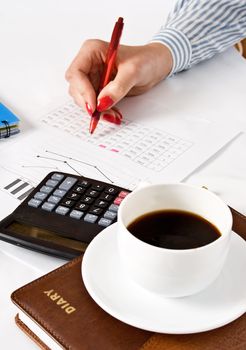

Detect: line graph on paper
35,150,113,182
0,131,143,202
0,102,194,203
1,100,239,203
1,150,113,201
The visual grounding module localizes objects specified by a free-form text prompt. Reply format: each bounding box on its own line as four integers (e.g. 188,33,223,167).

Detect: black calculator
0,172,130,259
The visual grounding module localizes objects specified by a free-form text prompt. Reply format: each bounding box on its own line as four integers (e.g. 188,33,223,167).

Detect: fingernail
97,96,114,112
85,102,93,116
103,113,121,125
115,110,123,120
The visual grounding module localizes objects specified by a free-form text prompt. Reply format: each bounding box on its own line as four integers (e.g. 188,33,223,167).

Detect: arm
66,0,246,120
151,0,246,75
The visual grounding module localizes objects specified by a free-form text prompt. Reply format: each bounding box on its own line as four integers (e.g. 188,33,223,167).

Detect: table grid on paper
41,102,193,172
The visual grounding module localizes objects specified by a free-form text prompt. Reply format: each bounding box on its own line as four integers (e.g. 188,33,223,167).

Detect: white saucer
82,223,246,334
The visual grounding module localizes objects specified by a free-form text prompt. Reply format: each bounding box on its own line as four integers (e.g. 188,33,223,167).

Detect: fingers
67,71,96,114
65,39,107,114
97,63,137,112
101,108,123,125
66,41,173,119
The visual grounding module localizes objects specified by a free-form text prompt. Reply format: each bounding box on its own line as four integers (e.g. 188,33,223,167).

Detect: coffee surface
127,210,221,249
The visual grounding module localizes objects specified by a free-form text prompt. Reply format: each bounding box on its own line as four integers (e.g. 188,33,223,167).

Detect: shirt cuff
150,27,192,76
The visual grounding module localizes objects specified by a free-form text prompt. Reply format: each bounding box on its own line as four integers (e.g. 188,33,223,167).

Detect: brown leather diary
11,208,246,350
11,255,151,350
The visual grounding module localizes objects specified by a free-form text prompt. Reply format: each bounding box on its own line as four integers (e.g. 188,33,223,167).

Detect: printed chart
3,178,34,201
0,130,143,202
1,100,239,204
41,102,193,172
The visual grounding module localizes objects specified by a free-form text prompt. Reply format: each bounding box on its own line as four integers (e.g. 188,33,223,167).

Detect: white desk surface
1,1,246,348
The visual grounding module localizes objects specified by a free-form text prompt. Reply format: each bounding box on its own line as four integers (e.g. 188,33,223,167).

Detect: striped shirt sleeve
151,0,246,75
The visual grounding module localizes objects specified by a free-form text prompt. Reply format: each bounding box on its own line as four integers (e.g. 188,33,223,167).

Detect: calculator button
34,192,48,201
119,191,130,198
70,210,84,220
91,184,105,191
108,204,119,212
48,195,61,205
55,206,70,215
105,187,118,195
98,218,113,227
53,189,66,198
94,200,108,208
41,202,56,212
84,213,98,223
40,186,53,194
51,173,64,181
81,196,94,204
46,179,59,188
28,198,42,208
77,180,90,188
104,210,117,220
114,197,123,205
99,193,113,202
60,199,75,208
66,192,81,201
73,186,86,194
75,202,89,211
89,207,103,215
86,190,99,198
59,177,77,191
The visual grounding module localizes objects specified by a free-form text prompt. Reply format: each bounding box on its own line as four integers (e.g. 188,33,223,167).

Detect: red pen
89,17,124,134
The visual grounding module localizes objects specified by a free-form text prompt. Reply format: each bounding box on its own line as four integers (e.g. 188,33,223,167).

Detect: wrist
145,42,173,79
151,28,192,75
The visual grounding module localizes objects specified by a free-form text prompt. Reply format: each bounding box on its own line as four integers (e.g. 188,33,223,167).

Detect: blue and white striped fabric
151,0,246,75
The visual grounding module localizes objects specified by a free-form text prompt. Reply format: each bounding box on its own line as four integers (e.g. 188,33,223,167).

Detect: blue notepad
0,102,20,139
0,103,20,127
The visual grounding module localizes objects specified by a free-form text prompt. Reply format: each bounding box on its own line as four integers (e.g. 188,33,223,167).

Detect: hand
65,40,173,124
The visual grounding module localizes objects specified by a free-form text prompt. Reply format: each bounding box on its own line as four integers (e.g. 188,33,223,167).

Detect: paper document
0,100,240,204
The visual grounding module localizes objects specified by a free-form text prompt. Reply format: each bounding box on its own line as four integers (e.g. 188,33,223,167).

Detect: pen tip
118,17,124,23
89,121,96,134
89,112,100,134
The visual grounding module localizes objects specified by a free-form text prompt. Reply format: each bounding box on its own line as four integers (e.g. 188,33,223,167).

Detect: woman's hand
65,40,173,124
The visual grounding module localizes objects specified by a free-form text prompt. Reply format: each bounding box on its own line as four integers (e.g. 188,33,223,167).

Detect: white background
0,0,246,348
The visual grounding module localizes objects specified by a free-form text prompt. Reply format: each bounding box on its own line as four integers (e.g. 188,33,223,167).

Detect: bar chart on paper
3,178,34,201
0,100,240,204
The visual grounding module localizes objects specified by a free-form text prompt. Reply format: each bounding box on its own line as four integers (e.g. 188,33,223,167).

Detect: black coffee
127,210,221,249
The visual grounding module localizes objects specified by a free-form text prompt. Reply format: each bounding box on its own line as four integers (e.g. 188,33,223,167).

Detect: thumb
97,65,136,112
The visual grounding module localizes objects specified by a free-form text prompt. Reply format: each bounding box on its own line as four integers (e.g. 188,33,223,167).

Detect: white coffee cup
117,183,232,297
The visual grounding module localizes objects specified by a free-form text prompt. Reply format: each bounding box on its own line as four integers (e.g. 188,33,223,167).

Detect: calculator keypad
27,173,130,227
70,210,84,219
51,173,64,181
34,192,48,201
28,198,42,208
98,218,112,227
47,195,61,205
53,189,66,198
59,177,77,191
55,206,70,215
42,202,56,212
40,186,53,194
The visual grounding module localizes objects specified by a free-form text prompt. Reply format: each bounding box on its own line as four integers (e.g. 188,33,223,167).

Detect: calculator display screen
6,221,87,252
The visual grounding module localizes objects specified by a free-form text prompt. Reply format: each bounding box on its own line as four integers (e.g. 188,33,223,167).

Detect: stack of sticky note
0,102,20,139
